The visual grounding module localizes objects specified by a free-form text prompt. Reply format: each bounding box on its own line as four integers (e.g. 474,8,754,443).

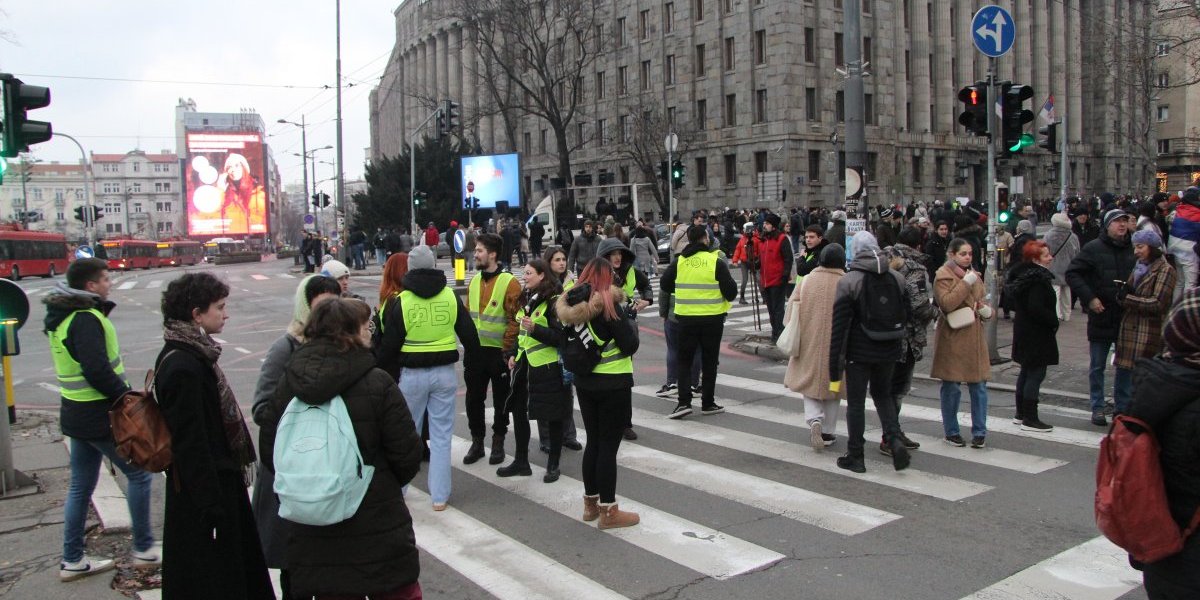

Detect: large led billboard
185,132,268,236
460,153,520,211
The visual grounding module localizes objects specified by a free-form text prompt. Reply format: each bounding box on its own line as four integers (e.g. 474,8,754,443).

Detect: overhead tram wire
11,73,328,90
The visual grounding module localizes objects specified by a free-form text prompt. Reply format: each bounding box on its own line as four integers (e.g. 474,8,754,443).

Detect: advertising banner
460,153,520,211
185,132,268,236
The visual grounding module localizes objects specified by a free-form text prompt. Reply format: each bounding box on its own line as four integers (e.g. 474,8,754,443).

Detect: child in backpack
262,298,423,599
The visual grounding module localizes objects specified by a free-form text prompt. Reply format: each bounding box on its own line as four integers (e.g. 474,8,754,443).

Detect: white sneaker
131,542,163,567
60,556,116,582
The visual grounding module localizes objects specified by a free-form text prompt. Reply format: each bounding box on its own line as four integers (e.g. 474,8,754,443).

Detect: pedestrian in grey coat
1043,212,1080,321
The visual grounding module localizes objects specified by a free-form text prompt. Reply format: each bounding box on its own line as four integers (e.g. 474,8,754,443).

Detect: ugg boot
597,502,640,530
496,450,532,477
489,433,506,465
582,495,600,522
543,452,561,483
462,437,485,465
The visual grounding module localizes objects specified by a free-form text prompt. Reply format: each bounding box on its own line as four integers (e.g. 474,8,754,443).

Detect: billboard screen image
185,132,268,236
460,153,520,211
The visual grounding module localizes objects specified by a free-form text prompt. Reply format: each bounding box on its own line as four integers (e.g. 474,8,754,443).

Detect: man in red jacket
754,213,793,341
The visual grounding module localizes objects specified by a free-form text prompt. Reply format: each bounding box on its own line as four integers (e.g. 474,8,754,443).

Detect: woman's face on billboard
226,160,244,180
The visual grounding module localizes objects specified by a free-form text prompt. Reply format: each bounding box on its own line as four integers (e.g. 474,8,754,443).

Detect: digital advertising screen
460,153,520,211
185,132,268,236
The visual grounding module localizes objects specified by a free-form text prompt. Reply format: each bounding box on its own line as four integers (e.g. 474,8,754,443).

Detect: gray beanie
819,243,846,269
408,245,436,269
1016,220,1035,235
1131,228,1163,249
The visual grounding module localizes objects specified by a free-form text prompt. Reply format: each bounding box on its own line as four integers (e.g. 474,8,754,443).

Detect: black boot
836,453,866,473
543,451,561,483
497,451,532,477
889,436,911,471
462,437,485,465
489,433,507,465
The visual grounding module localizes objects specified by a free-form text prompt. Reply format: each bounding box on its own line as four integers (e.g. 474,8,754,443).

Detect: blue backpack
272,395,375,526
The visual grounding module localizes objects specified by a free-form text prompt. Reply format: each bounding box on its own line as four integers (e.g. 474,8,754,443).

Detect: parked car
436,232,452,258
655,223,672,263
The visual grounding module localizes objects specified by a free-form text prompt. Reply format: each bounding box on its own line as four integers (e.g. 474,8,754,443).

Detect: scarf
947,261,968,279
1131,260,1152,289
162,320,257,482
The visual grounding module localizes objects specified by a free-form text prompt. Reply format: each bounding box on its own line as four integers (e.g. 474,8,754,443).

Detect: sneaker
897,432,921,450
563,439,584,451
821,434,837,447
130,542,162,568
970,436,986,449
809,421,824,451
836,454,866,473
60,556,116,582
622,427,638,441
878,441,892,457
1012,414,1024,425
700,403,724,415
655,383,678,398
1021,419,1054,432
432,502,448,512
691,385,702,395
944,435,966,447
668,404,692,419
1091,412,1107,427
1103,402,1116,416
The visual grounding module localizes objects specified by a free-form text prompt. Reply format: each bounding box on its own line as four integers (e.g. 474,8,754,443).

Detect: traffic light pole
54,133,96,245
666,147,674,221
409,107,442,235
985,59,1001,363
1059,113,1068,205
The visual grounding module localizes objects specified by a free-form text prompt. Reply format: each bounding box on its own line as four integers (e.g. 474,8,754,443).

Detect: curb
61,438,132,532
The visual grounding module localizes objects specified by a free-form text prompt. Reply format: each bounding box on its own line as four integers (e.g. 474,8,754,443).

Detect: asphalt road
8,259,1150,600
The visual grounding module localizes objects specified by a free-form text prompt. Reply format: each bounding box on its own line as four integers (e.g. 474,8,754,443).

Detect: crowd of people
43,179,1200,598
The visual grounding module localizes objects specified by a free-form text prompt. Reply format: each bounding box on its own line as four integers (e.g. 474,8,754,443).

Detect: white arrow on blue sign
75,246,94,259
453,229,466,254
972,5,1015,58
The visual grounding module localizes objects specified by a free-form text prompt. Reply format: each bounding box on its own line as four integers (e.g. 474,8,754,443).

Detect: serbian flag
995,93,1004,121
1038,95,1057,124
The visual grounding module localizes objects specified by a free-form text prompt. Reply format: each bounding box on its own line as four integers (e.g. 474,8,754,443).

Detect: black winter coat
155,341,274,600
1129,358,1200,595
262,341,422,597
1066,232,1136,343
507,294,572,421
1009,262,1060,367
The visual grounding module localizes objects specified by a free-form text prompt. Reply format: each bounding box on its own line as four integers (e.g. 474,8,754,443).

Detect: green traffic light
0,156,6,183
998,211,1011,223
1008,133,1035,153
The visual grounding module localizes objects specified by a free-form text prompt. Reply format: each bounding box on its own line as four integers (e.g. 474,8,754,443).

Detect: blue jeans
350,244,366,270
1088,341,1132,414
663,318,700,385
400,364,458,505
63,437,154,563
375,248,387,266
940,381,989,438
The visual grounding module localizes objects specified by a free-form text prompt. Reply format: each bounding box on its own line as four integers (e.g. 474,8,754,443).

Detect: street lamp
293,145,333,218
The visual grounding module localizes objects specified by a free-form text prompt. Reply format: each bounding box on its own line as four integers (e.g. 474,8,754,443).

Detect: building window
695,44,706,77
723,154,737,185
835,33,844,66
905,50,911,80
804,28,815,63
154,182,172,192
619,115,630,143
862,0,871,13
130,182,142,193
1157,72,1169,88
105,223,122,234
524,132,532,155
617,17,627,46
696,98,707,128
1158,105,1169,122
694,0,703,21
835,91,845,122
664,2,674,33
595,24,604,53
665,55,676,85
641,60,652,91
1158,139,1171,154
903,0,910,28
695,156,707,187
56,211,64,221
597,119,606,145
912,154,923,183
863,37,872,65
133,202,143,213
576,123,585,145
101,163,118,173
132,163,140,173
864,93,875,125
806,87,817,121
156,201,172,212
102,182,121,194
157,222,174,233
754,151,768,175
639,9,650,40
723,0,732,13
754,89,767,123
754,29,766,65
935,156,945,184
617,65,628,95
1156,41,1169,56
667,106,676,126
725,93,737,127
540,129,547,153
808,150,822,182
104,202,122,214
723,37,735,71
595,71,606,99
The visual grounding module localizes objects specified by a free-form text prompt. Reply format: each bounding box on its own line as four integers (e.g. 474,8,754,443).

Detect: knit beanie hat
1163,289,1200,369
1131,228,1162,249
320,259,350,280
819,244,846,270
1016,220,1035,236
408,245,436,270
1102,209,1131,230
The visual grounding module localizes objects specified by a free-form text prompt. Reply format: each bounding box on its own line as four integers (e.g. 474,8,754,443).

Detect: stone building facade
0,161,90,239
1152,0,1200,192
90,151,186,239
371,0,1155,215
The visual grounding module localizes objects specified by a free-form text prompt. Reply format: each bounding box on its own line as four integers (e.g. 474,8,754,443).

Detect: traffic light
321,192,330,208
74,206,84,221
1001,83,1035,154
1038,121,1058,153
658,160,668,181
0,155,6,185
312,193,320,208
435,108,448,138
670,159,685,189
957,82,989,137
90,205,103,221
413,191,426,206
444,100,460,132
998,210,1011,224
311,192,330,208
1,74,52,158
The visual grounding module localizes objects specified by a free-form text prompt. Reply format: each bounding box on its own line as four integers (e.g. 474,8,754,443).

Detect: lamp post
277,117,309,219
51,133,95,245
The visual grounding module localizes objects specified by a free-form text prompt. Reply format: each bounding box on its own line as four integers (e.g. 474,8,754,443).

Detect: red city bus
98,239,159,270
0,228,69,280
161,240,203,266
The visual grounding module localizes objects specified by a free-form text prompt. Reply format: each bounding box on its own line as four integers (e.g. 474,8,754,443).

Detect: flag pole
1059,112,1068,206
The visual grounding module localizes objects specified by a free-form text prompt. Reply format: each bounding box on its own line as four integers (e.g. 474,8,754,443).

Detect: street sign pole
985,60,1001,363
665,133,678,221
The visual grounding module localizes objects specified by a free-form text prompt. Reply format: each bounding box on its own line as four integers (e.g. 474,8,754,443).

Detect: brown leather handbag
110,351,176,473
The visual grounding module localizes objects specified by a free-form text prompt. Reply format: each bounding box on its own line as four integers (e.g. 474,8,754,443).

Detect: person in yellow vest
464,233,522,465
535,245,584,453
376,245,481,510
44,258,159,581
660,225,738,419
498,258,570,482
596,236,651,441
556,257,641,529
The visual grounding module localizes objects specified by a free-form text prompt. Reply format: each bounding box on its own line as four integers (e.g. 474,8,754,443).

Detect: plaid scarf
162,320,257,483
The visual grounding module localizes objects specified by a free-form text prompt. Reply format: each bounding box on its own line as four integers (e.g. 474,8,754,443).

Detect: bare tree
612,96,696,219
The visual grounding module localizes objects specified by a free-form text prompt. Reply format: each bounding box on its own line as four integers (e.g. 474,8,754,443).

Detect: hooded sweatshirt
43,281,131,440
374,268,480,379
828,232,910,380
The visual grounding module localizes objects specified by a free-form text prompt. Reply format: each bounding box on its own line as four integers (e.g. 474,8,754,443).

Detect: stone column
933,2,953,133
893,0,908,132
1031,0,1048,118
448,27,462,107
1066,0,1082,144
911,0,931,134
438,29,450,102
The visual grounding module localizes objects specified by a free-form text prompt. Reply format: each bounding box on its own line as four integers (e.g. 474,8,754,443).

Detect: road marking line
577,430,900,535
628,406,992,501
959,536,1141,600
250,274,270,280
407,488,629,600
211,336,227,344
227,275,244,282
147,279,164,289
712,374,1105,449
451,437,784,580
633,386,1067,475
276,273,294,279
234,347,252,354
37,382,59,394
117,281,137,290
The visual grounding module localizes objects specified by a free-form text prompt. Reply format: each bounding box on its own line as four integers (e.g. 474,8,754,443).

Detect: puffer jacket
1066,231,1137,343
828,243,909,380
1129,358,1200,531
1043,213,1080,285
1009,261,1060,367
883,243,938,361
262,341,422,597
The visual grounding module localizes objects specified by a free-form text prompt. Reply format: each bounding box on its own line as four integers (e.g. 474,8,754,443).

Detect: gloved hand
962,271,980,286
829,381,841,393
977,304,993,320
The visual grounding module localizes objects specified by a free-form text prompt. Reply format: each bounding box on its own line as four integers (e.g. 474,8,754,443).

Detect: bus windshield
101,245,124,258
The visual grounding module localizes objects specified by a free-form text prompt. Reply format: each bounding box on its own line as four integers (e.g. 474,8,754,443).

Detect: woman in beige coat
931,238,993,449
784,245,846,451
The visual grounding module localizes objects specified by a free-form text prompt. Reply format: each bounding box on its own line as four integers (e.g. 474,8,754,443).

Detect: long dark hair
522,259,561,304
304,297,371,351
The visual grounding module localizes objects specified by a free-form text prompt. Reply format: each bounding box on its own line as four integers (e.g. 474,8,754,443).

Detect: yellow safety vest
515,298,558,368
468,272,515,348
399,288,459,353
674,251,730,317
589,321,633,375
618,268,637,299
47,308,127,402
378,293,399,335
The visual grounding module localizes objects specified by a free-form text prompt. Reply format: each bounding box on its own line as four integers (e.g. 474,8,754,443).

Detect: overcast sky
1,0,400,192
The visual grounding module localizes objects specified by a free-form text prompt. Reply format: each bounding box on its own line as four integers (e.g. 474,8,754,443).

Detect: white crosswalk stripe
250,274,270,280
959,536,1141,600
116,281,137,290
147,279,164,289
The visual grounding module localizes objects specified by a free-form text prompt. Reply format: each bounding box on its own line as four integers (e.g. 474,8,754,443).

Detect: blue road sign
453,229,466,254
972,5,1015,58
74,245,94,259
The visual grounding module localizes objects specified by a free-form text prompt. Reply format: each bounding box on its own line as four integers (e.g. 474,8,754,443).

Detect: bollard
454,257,465,286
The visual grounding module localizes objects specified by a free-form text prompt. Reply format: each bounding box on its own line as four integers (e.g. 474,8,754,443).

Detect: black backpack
561,321,603,374
858,271,907,341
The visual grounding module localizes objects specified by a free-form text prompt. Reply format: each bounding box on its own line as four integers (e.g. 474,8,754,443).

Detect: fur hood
43,281,114,333
554,283,626,325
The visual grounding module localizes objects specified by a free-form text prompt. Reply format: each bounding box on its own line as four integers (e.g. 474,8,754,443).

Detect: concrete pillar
1031,0,1049,119
933,3,953,133
911,0,931,134
893,0,908,132
448,28,462,107
1066,0,1083,144
438,29,450,102
1050,0,1066,133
